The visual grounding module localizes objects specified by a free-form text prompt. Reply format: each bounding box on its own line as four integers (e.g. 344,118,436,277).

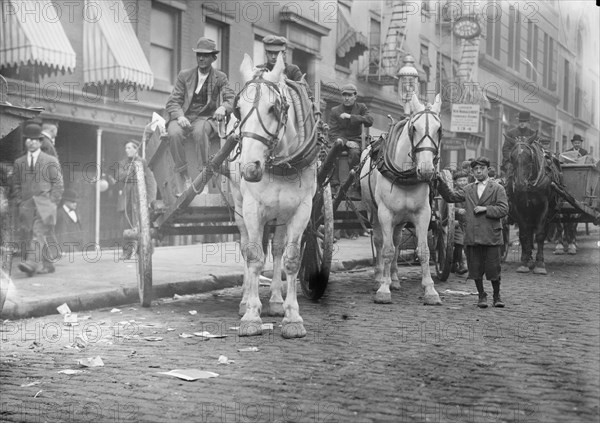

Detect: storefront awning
336,8,368,62
0,0,76,73
83,0,153,89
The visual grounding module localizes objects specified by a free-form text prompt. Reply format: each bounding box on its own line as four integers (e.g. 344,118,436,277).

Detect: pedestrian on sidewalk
437,157,509,308
451,170,469,275
13,120,64,276
55,188,84,252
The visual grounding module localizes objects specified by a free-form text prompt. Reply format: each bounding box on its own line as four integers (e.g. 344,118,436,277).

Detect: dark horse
505,134,560,274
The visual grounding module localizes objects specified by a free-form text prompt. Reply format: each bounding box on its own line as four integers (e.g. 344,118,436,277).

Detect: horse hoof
238,303,247,317
372,282,381,291
268,302,285,317
567,245,577,255
553,249,565,255
423,294,442,306
516,265,531,273
390,280,401,291
391,273,399,283
374,291,392,304
238,319,263,337
533,267,547,275
281,322,307,339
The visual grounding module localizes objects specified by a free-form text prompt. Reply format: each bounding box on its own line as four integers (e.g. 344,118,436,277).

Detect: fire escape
359,0,412,86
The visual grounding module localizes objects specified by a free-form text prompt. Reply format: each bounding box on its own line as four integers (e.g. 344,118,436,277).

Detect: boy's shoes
18,262,36,277
37,264,56,274
477,293,488,308
455,263,468,275
493,295,505,308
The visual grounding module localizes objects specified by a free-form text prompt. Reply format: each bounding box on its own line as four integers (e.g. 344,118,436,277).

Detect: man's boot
475,279,487,308
492,280,504,308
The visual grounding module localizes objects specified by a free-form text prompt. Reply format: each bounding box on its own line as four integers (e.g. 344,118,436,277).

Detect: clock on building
452,16,481,39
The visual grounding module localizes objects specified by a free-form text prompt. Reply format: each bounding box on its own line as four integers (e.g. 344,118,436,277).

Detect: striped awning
0,0,76,72
83,0,153,89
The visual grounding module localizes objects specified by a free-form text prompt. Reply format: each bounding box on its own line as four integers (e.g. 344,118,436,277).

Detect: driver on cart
501,111,537,177
165,37,235,196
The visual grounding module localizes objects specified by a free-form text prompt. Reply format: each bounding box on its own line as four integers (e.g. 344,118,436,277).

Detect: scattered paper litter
77,356,104,367
110,308,121,313
158,369,219,381
218,355,234,365
193,331,227,339
443,289,477,296
21,381,41,387
178,333,194,338
34,390,43,398
65,335,88,350
188,310,198,315
167,328,175,332
63,313,78,326
258,275,271,286
56,303,71,315
58,369,85,375
144,336,163,342
79,315,92,321
237,347,259,352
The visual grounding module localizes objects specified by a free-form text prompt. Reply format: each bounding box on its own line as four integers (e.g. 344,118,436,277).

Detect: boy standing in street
438,157,509,308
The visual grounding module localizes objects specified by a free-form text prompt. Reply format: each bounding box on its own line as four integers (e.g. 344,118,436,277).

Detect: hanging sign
451,104,480,133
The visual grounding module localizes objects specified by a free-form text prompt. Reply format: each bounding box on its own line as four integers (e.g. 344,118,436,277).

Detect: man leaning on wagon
13,120,64,276
165,37,235,196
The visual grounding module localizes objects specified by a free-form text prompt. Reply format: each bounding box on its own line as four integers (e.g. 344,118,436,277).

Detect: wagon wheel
299,183,334,300
432,169,455,281
129,161,153,307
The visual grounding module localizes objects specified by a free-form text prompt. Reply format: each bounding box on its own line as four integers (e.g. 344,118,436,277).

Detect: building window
508,6,515,68
574,71,581,118
548,37,555,90
485,1,501,60
369,18,381,75
563,59,569,111
204,19,229,74
542,33,548,87
335,3,352,69
150,3,180,84
592,81,597,125
526,20,539,80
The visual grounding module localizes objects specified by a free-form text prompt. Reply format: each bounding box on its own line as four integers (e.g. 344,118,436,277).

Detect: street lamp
397,55,420,115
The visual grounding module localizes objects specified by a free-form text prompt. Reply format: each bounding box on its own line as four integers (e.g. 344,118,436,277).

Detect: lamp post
397,55,420,115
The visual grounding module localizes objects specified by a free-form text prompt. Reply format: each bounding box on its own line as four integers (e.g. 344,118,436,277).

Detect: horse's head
236,53,290,182
507,134,539,188
405,93,442,181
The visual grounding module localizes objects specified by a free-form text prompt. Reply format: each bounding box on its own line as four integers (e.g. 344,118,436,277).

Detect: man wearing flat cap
13,120,64,276
257,35,303,82
565,134,588,157
437,157,509,308
502,110,537,174
165,37,235,194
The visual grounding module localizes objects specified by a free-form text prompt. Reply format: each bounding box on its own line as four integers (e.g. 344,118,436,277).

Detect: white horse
227,54,317,338
360,93,443,305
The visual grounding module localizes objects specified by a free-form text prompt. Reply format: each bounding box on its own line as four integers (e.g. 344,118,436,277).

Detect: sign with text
451,104,480,133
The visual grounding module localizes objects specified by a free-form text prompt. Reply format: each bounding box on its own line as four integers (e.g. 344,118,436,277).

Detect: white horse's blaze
229,53,316,338
360,93,443,305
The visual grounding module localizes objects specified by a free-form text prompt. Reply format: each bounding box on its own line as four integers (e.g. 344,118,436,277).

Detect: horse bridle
510,140,544,188
406,107,442,165
233,78,289,161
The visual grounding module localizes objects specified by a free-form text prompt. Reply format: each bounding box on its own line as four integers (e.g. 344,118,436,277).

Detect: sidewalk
1,237,375,319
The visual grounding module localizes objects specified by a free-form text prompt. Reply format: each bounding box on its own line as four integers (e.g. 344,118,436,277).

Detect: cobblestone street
1,235,599,423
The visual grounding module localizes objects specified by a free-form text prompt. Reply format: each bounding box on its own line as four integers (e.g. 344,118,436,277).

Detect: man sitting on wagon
501,111,537,176
165,37,235,195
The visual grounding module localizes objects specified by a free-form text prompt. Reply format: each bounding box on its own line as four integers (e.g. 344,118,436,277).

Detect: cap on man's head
571,134,583,142
22,121,43,139
192,37,219,54
470,156,491,168
341,83,358,94
262,35,288,52
62,188,79,203
125,139,141,148
518,111,531,122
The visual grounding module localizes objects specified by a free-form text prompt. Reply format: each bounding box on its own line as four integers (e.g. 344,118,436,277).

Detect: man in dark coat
13,121,64,276
502,111,537,173
256,35,303,82
40,120,59,158
55,188,84,251
165,37,235,194
328,83,374,190
565,134,588,157
438,157,509,308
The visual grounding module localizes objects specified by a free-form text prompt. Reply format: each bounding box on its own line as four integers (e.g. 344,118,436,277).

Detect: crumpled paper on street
193,331,227,339
77,356,104,367
218,355,234,365
57,303,71,315
443,289,477,296
158,369,219,381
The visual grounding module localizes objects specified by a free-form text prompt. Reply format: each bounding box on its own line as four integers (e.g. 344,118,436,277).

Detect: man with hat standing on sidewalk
165,37,235,195
13,120,64,276
565,134,588,157
502,110,538,174
437,157,509,308
55,188,84,251
257,35,304,82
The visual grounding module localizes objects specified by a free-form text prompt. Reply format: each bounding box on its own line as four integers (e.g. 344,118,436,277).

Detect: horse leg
565,222,577,255
516,224,532,273
414,210,441,305
374,208,394,304
390,224,404,291
237,218,250,316
267,225,286,316
239,213,265,337
281,204,311,339
553,221,565,255
533,227,547,275
372,214,384,291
